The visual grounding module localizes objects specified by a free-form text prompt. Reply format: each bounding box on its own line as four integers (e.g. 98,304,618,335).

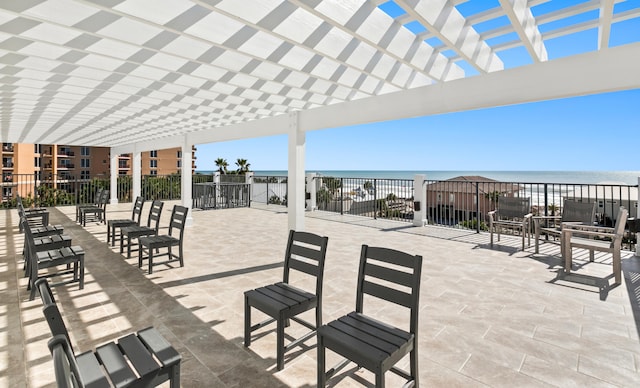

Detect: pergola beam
499,0,548,63
599,0,615,50
395,0,503,74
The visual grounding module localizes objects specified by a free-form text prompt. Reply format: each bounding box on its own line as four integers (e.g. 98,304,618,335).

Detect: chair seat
139,235,180,249
108,219,137,228
567,236,613,251
31,224,64,237
122,225,156,238
245,282,317,318
318,312,413,372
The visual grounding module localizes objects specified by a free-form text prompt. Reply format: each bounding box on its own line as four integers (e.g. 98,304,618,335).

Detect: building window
81,147,90,156
177,160,181,168
81,159,90,168
34,144,42,153
150,160,157,168
150,150,157,158
34,157,41,167
177,150,182,158
150,170,157,175
81,171,90,179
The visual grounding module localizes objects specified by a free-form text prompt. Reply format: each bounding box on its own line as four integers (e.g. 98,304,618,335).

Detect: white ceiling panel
0,0,637,148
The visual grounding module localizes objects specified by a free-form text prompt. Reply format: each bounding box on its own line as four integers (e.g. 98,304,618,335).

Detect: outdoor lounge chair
79,189,109,226
107,196,145,246
138,205,189,274
244,230,329,370
120,200,164,259
533,199,596,253
562,207,628,284
36,279,182,388
488,196,532,251
317,245,422,387
22,218,84,301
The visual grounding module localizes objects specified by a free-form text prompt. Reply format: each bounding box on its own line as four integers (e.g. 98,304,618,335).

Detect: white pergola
1,0,639,229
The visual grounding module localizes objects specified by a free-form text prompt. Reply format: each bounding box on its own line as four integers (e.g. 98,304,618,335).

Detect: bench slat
96,343,137,388
76,351,111,388
118,333,160,377
137,327,182,367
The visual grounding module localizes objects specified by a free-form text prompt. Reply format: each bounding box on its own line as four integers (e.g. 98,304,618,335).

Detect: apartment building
2,142,196,201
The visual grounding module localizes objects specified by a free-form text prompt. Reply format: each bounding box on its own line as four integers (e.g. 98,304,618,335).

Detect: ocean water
198,170,640,185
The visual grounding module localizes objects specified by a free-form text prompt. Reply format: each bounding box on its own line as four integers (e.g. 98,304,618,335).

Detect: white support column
287,111,305,231
306,173,317,212
245,171,253,206
181,140,193,227
132,148,141,201
109,150,118,204
636,176,639,256
413,174,427,227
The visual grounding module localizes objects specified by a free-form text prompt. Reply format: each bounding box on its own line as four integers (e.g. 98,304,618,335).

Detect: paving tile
3,203,640,387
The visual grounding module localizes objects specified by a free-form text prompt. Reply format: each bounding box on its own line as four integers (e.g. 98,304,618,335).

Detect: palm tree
235,158,251,175
214,158,228,174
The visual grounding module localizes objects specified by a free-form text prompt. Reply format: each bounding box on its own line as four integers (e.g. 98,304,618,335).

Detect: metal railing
252,175,288,205
193,182,251,209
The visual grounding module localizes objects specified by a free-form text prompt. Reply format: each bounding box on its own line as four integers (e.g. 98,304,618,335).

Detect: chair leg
148,246,155,274
277,314,285,371
79,256,84,290
375,371,385,388
244,296,251,347
120,233,125,254
613,250,621,284
410,343,418,387
127,237,133,259
317,335,326,387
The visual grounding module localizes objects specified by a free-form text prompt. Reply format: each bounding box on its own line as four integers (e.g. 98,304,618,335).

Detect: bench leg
170,362,181,388
244,296,251,347
613,250,621,285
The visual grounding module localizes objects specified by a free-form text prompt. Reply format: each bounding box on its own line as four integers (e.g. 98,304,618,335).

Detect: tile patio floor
2,201,640,387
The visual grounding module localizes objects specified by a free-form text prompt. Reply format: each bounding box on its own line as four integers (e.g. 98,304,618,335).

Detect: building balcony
57,151,75,157
2,163,14,169
57,163,75,169
2,146,14,152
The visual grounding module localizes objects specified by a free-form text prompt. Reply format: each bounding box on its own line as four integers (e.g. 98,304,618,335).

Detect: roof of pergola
1,0,639,153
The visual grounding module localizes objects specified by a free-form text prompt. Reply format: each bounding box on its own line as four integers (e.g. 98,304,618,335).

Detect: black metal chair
75,188,103,222
138,205,189,274
22,218,84,301
107,196,145,246
36,279,182,388
17,195,49,232
120,200,164,259
79,189,109,226
317,245,422,387
244,230,329,370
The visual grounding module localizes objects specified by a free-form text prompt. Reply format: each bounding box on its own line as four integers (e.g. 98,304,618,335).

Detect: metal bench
37,279,181,388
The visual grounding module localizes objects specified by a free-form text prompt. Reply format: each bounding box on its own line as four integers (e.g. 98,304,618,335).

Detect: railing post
340,178,344,215
373,178,377,219
412,174,426,227
475,183,480,233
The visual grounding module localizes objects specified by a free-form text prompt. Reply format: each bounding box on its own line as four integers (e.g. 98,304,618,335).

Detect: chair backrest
98,189,110,209
21,217,35,257
562,200,596,224
36,279,75,354
131,196,145,224
91,188,104,206
612,207,629,247
167,205,189,240
48,334,82,388
145,200,164,230
283,230,329,297
355,245,422,335
497,197,530,219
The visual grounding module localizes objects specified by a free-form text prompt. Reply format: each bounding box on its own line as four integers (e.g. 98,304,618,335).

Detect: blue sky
196,1,640,172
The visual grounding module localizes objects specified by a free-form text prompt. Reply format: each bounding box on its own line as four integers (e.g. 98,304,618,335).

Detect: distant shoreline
196,170,640,185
